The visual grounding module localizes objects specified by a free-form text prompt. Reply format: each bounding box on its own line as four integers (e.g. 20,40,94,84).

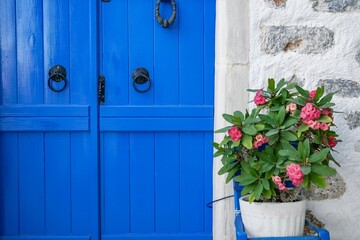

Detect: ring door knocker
132,67,152,93
155,0,176,28
48,64,67,92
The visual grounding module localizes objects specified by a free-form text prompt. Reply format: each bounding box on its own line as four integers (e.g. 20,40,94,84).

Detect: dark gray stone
356,51,360,66
261,26,334,54
344,111,360,130
318,79,360,98
264,0,287,8
302,174,346,200
312,0,360,12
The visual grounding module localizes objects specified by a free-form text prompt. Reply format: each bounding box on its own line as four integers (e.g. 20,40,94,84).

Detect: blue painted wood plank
154,133,180,233
0,133,19,235
43,0,70,102
204,0,215,105
102,133,130,234
44,132,71,234
130,133,155,233
0,237,90,240
18,133,45,234
101,0,129,105
128,0,154,105
179,1,204,105
16,0,44,104
102,234,212,240
0,0,17,104
0,105,89,117
154,1,179,105
204,132,213,233
180,133,205,233
100,118,213,132
0,117,89,132
100,106,213,117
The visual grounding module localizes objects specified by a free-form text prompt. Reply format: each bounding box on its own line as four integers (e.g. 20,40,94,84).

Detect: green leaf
311,164,336,176
288,97,306,106
320,102,335,108
298,141,306,159
282,118,299,129
249,192,256,203
268,78,275,92
215,126,232,133
240,182,257,196
280,131,298,141
241,134,253,149
275,78,286,92
262,188,273,199
301,165,311,175
261,178,270,190
295,85,309,97
218,161,238,175
242,125,258,136
317,92,335,107
314,86,324,102
277,106,286,125
297,124,309,138
317,116,333,123
308,148,330,163
220,136,232,146
226,167,238,183
265,129,279,137
254,182,263,201
268,134,279,145
278,150,299,160
258,114,278,126
309,172,326,188
301,175,310,188
303,139,310,158
213,150,225,158
261,162,274,173
255,123,265,131
233,111,245,122
231,140,240,148
233,174,257,186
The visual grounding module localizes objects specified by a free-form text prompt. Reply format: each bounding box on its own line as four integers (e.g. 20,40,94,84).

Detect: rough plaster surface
249,1,360,239
264,0,287,8
302,174,346,200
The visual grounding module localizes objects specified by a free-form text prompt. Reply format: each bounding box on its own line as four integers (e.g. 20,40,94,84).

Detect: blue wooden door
99,1,215,239
0,1,99,239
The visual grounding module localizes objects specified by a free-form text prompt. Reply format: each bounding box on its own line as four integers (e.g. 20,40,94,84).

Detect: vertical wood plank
16,0,44,104
102,132,130,234
204,0,215,106
128,0,154,105
102,0,129,105
155,133,180,233
204,132,213,233
69,0,99,238
154,4,179,105
179,1,204,105
180,132,205,233
18,133,45,234
130,133,155,233
0,0,18,104
0,133,19,235
44,133,71,234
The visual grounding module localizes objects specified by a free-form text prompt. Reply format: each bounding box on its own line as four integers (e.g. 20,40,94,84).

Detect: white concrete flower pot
239,196,306,237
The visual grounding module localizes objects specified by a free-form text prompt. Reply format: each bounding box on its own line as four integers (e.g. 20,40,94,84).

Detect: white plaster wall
248,1,360,239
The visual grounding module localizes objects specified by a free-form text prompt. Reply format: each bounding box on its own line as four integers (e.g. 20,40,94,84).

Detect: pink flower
286,163,304,187
272,176,287,191
300,103,321,123
252,134,269,148
320,122,330,131
321,108,334,120
307,120,321,130
254,90,267,105
286,102,297,113
309,90,317,98
228,126,242,142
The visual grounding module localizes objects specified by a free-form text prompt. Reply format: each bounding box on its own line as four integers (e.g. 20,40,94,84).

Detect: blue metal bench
233,182,330,240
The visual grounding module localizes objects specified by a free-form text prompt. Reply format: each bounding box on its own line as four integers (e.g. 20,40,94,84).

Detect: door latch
98,75,105,104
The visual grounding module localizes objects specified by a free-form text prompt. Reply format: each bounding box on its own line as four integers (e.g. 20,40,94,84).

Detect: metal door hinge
98,75,105,104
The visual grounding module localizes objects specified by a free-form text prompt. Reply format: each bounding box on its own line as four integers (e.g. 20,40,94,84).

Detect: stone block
261,26,334,54
312,0,360,12
344,111,360,130
302,173,346,200
318,79,360,98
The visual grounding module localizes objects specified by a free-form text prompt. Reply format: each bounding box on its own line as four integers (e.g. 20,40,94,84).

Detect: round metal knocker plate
155,0,176,28
48,64,67,92
132,67,152,93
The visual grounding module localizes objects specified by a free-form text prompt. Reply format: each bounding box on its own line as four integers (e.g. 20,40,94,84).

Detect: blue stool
233,182,330,240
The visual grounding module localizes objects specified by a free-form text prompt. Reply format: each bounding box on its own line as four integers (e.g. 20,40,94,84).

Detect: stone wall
249,0,360,239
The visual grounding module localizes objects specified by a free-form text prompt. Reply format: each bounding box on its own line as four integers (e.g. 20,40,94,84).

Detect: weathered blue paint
0,0,215,239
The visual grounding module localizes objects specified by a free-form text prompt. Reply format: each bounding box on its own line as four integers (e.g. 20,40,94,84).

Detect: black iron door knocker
132,67,152,93
48,65,67,92
155,0,176,28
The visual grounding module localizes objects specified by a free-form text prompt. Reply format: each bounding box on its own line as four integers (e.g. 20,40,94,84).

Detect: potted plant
213,78,339,237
